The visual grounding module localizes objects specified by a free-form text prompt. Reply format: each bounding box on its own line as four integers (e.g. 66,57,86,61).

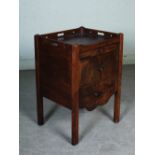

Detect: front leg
114,91,121,123
71,45,80,145
72,102,79,145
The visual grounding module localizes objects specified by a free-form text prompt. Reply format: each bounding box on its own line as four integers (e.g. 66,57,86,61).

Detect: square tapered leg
37,96,44,125
71,106,79,145
114,91,121,123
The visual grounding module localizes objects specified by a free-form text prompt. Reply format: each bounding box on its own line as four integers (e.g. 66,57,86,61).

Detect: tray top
40,27,119,46
59,36,106,45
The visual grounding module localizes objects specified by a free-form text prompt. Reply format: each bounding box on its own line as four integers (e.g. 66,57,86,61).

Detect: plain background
19,0,135,70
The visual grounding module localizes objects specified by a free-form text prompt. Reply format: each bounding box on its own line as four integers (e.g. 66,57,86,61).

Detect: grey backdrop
19,0,135,70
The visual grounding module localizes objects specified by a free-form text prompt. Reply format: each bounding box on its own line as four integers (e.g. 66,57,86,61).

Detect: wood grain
34,27,123,144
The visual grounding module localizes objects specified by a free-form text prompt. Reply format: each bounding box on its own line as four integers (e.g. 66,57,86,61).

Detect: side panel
38,37,73,109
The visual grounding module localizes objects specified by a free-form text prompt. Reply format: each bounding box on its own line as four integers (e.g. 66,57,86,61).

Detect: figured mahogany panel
79,82,115,110
80,47,117,86
79,46,118,110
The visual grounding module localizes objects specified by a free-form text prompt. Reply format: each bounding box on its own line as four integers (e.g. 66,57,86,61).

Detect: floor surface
19,65,135,155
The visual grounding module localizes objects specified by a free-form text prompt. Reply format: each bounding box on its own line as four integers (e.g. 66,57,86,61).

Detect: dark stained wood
79,82,115,110
79,44,118,59
39,37,73,109
71,45,80,145
114,33,124,123
34,27,123,145
34,35,44,125
80,49,116,86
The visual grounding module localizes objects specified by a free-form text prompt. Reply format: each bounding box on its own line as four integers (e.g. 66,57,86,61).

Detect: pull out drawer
79,81,115,110
80,44,118,59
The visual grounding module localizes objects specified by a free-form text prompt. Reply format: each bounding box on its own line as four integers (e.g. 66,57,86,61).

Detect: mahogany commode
34,27,123,145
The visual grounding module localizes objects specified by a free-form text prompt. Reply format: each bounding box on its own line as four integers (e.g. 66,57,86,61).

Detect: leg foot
114,91,121,123
71,107,79,145
37,96,44,125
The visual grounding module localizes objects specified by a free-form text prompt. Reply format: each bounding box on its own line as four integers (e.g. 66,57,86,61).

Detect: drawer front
79,81,115,110
80,49,117,86
79,46,118,110
80,44,117,59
